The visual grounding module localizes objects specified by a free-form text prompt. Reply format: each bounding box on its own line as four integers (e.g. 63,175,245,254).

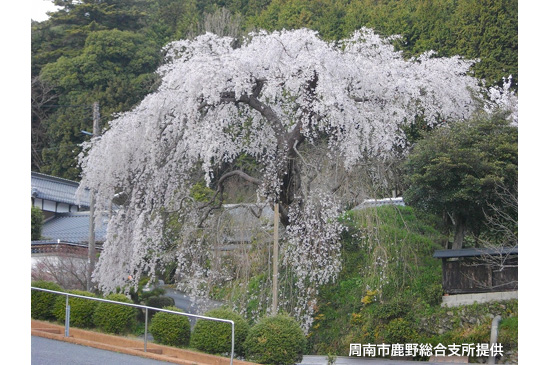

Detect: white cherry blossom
77,28,516,329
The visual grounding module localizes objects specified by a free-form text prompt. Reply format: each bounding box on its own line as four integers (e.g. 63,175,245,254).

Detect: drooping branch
216,169,262,187
217,77,307,225
219,90,287,148
196,169,262,227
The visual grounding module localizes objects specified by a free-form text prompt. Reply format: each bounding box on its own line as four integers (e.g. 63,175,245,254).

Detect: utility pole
87,102,100,292
272,203,279,315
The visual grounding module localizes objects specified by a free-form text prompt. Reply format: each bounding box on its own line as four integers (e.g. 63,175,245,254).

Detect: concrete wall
441,291,518,307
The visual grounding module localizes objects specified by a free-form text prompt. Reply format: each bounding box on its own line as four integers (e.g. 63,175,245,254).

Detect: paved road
163,287,223,313
163,287,223,326
32,336,461,365
31,336,175,365
299,355,463,364
299,355,415,364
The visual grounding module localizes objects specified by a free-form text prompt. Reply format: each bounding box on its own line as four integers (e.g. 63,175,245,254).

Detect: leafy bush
149,306,190,347
244,314,306,365
143,295,175,321
52,290,98,328
378,318,418,344
129,276,167,304
93,293,137,334
31,280,63,320
191,308,249,356
371,296,411,321
145,295,175,311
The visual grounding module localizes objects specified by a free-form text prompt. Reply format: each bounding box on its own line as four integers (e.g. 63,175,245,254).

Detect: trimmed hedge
52,290,98,328
190,308,249,356
145,295,175,313
31,280,64,320
149,306,191,347
93,293,137,334
244,314,306,365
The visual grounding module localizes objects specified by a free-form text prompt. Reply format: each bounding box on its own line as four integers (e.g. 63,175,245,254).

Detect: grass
306,205,518,360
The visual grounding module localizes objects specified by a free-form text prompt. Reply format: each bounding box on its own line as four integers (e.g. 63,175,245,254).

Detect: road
298,355,457,364
32,336,462,365
163,287,223,313
162,287,223,326
31,336,175,365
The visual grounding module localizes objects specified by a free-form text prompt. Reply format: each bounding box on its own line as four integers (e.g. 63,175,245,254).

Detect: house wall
442,256,518,294
33,198,81,214
43,199,57,212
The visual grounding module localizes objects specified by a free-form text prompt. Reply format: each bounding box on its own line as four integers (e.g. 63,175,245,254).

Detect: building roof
217,203,275,244
31,171,89,207
37,212,108,244
353,197,405,210
433,247,518,259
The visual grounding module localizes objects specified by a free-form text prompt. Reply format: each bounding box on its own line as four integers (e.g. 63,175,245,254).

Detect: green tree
32,0,150,77
31,206,44,240
253,0,347,40
145,0,200,44
32,0,160,177
403,114,517,249
39,29,160,180
251,0,517,89
450,0,518,88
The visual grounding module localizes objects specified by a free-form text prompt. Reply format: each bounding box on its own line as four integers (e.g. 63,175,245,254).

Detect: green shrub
31,281,63,320
244,314,306,365
191,308,249,356
93,293,137,334
371,296,412,321
149,306,190,347
142,295,175,322
52,290,98,328
378,318,418,344
145,295,175,311
129,276,166,304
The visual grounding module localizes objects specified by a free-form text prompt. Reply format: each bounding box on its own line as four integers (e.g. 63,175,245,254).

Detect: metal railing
31,287,235,365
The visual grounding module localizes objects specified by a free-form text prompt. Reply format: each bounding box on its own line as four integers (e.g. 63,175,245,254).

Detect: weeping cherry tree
78,28,516,330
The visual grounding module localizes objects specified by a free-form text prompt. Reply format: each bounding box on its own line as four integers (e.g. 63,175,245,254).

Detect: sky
31,0,61,22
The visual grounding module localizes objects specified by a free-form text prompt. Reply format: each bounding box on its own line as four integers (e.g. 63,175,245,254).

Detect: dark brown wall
442,256,518,294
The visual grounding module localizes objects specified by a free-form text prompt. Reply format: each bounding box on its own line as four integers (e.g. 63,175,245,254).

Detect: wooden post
272,203,279,315
87,102,100,291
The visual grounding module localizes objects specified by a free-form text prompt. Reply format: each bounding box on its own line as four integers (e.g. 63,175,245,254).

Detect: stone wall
442,291,518,308
418,299,518,364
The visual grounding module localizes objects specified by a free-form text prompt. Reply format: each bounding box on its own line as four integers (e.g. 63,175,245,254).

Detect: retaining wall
441,291,518,307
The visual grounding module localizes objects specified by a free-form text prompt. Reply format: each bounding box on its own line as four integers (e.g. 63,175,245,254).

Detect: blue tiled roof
39,212,108,244
433,247,518,258
31,172,90,207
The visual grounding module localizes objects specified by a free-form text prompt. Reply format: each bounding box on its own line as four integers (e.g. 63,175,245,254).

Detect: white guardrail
31,287,235,365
